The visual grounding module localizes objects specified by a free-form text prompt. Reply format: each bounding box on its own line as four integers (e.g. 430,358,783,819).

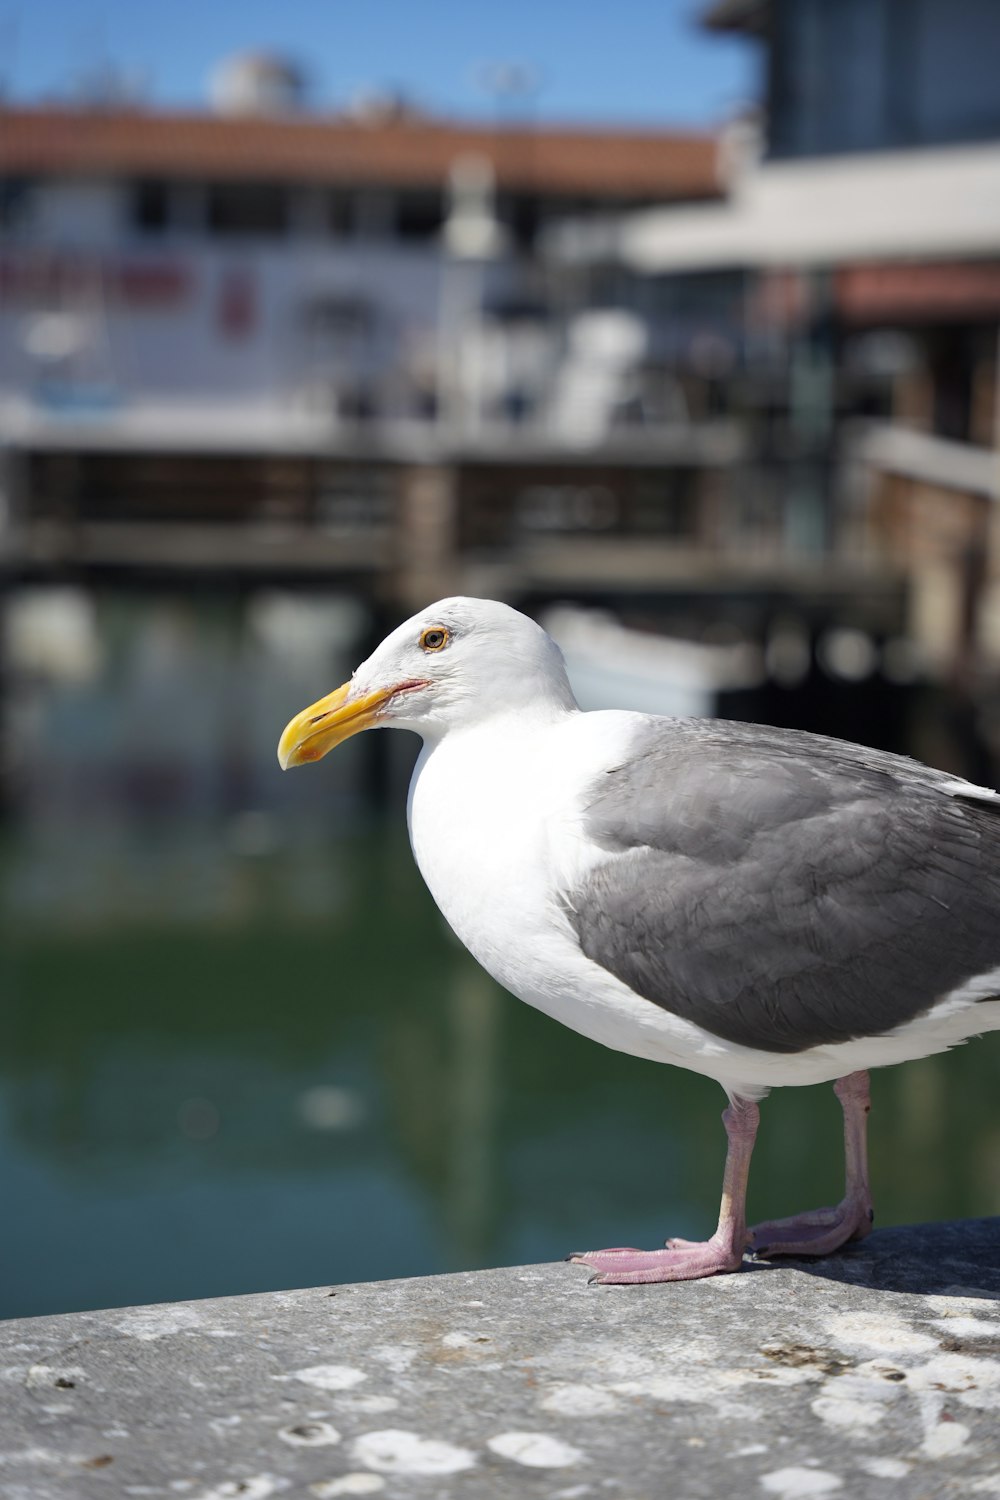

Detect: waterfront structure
0,83,785,631
550,0,1000,682
3,9,1000,684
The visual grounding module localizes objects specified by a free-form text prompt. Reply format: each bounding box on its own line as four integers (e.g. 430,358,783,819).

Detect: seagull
278,597,1000,1285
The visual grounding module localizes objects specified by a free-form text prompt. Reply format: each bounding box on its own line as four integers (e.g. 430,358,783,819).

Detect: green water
1,587,999,1319
2,821,999,1321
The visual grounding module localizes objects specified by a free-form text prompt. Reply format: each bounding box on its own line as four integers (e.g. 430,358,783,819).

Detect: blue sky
3,0,758,127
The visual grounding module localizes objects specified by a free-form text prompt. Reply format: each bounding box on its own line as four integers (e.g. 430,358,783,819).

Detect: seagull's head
278,597,577,769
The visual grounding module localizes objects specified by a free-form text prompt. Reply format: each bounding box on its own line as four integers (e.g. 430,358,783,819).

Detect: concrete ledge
2,1219,1000,1499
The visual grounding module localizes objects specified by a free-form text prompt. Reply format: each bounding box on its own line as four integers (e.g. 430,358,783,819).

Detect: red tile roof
0,106,721,202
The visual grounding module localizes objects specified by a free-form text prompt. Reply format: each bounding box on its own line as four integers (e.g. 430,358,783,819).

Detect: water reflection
1,588,999,1319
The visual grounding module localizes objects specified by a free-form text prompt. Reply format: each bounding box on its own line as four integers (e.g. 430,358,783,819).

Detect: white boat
543,604,765,719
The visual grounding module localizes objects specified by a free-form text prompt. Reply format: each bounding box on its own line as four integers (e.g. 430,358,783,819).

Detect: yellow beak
277,681,396,769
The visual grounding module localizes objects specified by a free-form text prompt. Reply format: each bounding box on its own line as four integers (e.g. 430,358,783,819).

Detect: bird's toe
749,1199,874,1259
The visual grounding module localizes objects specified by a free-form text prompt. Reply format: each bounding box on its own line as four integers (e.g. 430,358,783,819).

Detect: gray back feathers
563,720,1000,1053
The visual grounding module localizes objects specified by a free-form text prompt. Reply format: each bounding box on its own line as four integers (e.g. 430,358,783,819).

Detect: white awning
552,141,1000,273
854,422,1000,503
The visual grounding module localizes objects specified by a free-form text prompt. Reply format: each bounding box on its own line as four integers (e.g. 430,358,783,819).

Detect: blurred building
3,7,1000,705
0,69,736,611
0,88,716,426
707,0,1000,159
553,0,1000,684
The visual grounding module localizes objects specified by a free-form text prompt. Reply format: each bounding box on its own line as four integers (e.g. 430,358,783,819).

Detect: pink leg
569,1096,759,1285
749,1070,874,1258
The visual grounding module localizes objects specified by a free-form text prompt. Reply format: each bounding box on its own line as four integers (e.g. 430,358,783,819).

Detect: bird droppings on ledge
309,1478,385,1497
486,1431,585,1467
349,1431,477,1475
760,1467,844,1497
2,1219,1000,1500
290,1365,368,1392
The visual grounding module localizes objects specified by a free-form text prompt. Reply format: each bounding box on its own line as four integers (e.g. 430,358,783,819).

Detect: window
498,192,539,250
353,190,395,240
396,190,443,242
0,177,36,231
131,179,170,233
207,183,289,236
326,189,356,236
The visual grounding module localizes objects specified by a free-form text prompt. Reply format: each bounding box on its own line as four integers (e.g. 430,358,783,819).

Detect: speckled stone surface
2,1220,1000,1500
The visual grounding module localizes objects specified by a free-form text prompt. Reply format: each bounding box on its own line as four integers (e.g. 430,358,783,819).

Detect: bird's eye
419,627,449,652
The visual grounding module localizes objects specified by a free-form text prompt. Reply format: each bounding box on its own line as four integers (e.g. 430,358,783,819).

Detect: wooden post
395,463,459,612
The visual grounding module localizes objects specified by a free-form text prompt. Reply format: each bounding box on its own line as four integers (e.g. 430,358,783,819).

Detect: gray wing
563,719,1000,1054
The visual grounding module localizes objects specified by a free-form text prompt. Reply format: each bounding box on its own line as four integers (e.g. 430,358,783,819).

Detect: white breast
405,710,747,1080
406,712,581,993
